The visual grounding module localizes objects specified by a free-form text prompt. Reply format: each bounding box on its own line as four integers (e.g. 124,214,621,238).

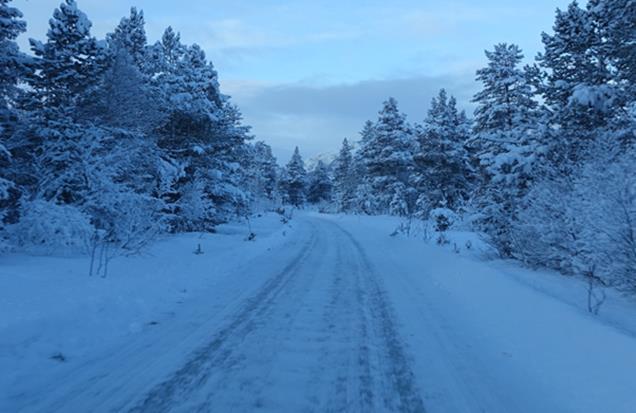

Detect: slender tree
281,147,307,207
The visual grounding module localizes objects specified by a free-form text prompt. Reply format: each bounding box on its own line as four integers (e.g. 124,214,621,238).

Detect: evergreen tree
354,120,376,177
80,46,161,131
28,0,101,112
333,138,356,212
472,43,539,255
413,89,472,217
307,160,332,204
359,98,416,215
281,147,307,207
250,141,278,200
0,0,30,123
205,100,252,221
106,7,147,67
588,0,634,99
21,0,103,205
590,0,636,146
149,28,249,229
509,0,636,278
0,0,31,221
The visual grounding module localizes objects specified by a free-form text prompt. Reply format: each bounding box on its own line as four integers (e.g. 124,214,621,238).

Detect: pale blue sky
14,0,571,160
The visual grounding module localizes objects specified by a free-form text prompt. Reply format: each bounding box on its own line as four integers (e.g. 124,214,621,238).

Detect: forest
0,0,634,292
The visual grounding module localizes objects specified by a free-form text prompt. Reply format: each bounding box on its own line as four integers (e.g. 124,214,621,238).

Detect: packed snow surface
2,212,636,412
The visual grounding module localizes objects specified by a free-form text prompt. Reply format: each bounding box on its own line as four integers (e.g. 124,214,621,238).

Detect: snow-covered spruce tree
359,98,416,215
412,89,472,218
333,138,357,212
471,43,540,256
280,147,307,207
306,160,332,204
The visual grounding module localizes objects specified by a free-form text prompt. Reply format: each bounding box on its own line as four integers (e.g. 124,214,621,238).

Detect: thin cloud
224,75,479,160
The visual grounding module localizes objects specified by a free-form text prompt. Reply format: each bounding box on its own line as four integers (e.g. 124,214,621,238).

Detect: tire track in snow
128,223,320,413
329,220,427,413
129,216,426,413
302,230,375,413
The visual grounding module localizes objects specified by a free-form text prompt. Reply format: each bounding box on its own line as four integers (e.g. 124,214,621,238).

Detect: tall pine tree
333,138,356,212
360,98,416,215
472,43,539,255
281,147,307,207
413,89,472,216
307,160,332,204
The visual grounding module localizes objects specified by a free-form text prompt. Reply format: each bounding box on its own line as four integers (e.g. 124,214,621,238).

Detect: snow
325,213,636,412
569,83,617,112
0,212,292,409
2,212,636,412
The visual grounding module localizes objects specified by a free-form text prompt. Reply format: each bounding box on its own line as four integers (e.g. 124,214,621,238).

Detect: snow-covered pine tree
0,0,29,123
512,0,636,278
281,147,307,207
204,100,253,222
80,46,161,131
588,0,634,106
249,141,278,201
585,0,634,145
354,120,376,177
0,0,31,222
413,89,472,218
106,7,147,67
151,30,245,230
359,98,416,215
28,0,101,112
536,1,623,166
306,160,332,204
20,0,104,206
333,138,356,212
471,43,540,255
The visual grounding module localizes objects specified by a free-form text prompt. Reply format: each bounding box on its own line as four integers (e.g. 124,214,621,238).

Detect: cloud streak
225,74,479,161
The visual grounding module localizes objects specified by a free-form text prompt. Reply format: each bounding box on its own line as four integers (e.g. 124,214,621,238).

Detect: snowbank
0,212,293,406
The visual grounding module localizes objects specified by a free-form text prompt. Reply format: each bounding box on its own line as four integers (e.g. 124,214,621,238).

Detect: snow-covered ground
2,212,636,412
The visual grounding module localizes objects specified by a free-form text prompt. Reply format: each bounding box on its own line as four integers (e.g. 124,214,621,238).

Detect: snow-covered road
128,218,426,413
4,213,636,412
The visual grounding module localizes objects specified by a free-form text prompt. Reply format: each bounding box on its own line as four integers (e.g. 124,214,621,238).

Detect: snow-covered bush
429,207,457,232
8,200,94,255
389,183,409,216
575,151,636,292
512,145,636,292
512,176,581,274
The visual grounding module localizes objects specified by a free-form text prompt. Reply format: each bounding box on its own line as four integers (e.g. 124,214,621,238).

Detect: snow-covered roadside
322,213,636,412
326,213,636,337
0,212,294,406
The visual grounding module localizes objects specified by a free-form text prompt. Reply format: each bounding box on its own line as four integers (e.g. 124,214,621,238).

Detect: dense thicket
0,0,278,254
